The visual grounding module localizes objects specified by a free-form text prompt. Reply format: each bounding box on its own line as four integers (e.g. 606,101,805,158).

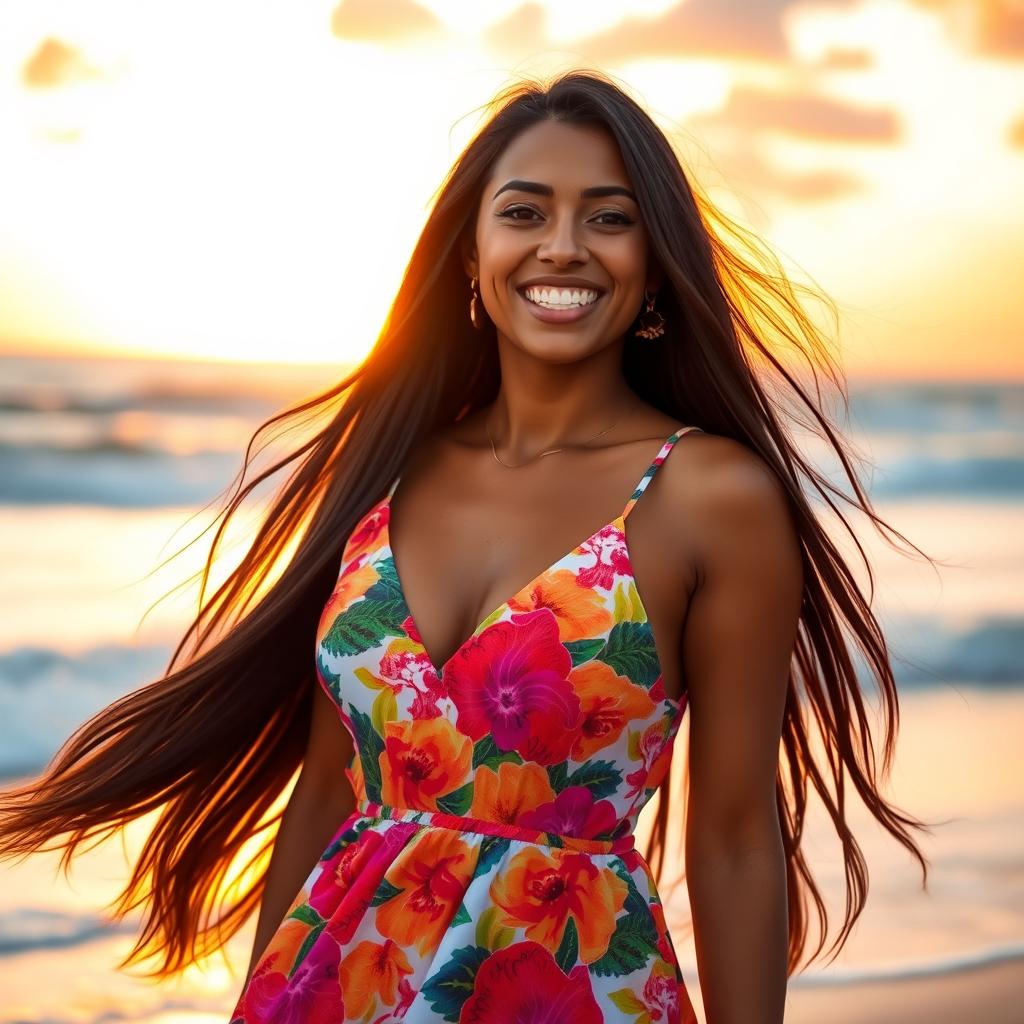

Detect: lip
517,287,605,324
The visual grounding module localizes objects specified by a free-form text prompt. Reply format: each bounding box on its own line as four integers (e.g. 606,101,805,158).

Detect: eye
496,205,540,221
496,205,635,226
594,210,635,226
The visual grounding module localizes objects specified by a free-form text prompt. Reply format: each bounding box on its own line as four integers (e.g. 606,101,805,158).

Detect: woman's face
466,118,659,362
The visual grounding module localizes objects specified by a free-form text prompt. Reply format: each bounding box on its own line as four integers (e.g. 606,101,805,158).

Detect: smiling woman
0,69,937,1023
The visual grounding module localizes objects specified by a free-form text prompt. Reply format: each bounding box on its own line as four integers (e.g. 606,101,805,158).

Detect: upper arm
679,438,804,858
298,683,357,801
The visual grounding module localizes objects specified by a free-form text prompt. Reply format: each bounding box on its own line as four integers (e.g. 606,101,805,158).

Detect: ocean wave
1,615,1022,781
774,942,1024,987
0,906,134,956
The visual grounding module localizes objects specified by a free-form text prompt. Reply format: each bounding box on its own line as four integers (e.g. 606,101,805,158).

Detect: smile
517,286,606,324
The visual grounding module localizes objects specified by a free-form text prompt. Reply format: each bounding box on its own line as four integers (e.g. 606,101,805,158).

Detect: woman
0,70,934,1023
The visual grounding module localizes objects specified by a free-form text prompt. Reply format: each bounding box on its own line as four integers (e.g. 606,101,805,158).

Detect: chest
385,473,693,703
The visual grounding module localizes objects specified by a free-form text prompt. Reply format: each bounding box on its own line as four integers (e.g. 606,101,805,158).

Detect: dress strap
620,424,703,521
387,474,402,500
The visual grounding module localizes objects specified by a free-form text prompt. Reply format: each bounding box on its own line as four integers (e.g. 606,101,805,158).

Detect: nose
536,211,589,266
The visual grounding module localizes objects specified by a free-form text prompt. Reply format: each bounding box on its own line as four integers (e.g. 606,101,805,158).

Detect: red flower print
309,828,386,919
320,822,419,945
444,608,581,765
643,959,682,1022
574,523,630,592
379,641,446,719
517,786,618,839
459,941,604,1024
346,503,389,564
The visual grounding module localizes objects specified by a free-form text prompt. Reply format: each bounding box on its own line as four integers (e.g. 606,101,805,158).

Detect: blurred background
1,1,1022,1021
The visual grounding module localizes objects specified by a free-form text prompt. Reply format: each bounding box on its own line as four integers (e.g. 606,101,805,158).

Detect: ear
460,234,478,281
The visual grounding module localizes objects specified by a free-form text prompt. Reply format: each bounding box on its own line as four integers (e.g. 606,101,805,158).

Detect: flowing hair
0,68,937,979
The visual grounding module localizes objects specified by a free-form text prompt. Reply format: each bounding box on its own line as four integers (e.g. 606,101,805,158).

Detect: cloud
331,0,443,44
910,0,1024,58
689,85,902,143
482,3,547,54
816,47,876,70
21,38,102,89
1009,114,1024,147
572,0,860,64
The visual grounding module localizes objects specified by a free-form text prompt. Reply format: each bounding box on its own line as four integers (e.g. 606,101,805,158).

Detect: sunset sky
1,0,1022,378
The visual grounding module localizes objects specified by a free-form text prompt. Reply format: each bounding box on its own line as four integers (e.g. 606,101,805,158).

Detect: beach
1,354,1021,1021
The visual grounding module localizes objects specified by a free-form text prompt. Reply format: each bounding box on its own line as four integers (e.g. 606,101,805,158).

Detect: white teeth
523,286,600,309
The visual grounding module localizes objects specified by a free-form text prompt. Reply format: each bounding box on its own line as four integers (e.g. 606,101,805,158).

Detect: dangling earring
469,276,485,330
634,289,666,339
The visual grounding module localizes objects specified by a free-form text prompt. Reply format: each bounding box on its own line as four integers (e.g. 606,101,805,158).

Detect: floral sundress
230,424,704,1023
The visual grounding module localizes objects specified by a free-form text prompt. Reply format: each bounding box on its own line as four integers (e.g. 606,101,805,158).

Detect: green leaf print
366,556,404,600
599,620,659,688
320,600,403,658
554,915,580,974
471,735,523,770
436,781,474,816
369,877,404,907
289,921,326,979
286,903,325,927
565,759,623,800
562,638,606,666
546,761,569,793
420,945,491,1023
473,835,512,879
588,911,658,977
451,901,472,927
348,704,384,801
315,652,339,690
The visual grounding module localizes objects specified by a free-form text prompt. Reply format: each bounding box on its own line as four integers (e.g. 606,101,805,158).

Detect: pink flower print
444,608,582,765
517,786,618,839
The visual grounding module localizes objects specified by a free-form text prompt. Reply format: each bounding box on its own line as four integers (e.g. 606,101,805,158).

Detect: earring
469,276,485,330
634,289,666,339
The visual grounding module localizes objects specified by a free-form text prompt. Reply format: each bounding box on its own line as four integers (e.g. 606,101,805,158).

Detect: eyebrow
492,179,638,203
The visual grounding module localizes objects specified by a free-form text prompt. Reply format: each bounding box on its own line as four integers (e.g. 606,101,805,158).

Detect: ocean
0,352,1021,1021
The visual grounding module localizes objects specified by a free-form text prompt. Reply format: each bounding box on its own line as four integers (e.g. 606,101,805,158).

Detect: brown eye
496,205,540,221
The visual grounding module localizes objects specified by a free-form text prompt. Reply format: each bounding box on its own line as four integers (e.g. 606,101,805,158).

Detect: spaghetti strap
620,423,703,520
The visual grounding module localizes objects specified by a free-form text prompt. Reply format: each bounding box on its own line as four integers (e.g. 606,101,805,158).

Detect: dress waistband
354,799,636,855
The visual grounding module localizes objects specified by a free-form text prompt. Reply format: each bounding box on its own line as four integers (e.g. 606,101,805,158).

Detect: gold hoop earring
634,289,666,339
469,276,485,330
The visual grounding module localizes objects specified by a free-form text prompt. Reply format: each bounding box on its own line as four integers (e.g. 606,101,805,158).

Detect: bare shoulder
656,429,803,591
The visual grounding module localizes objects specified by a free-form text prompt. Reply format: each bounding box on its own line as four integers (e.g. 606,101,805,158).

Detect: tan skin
247,120,802,1023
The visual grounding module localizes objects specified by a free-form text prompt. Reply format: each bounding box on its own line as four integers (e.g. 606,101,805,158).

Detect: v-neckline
383,503,632,679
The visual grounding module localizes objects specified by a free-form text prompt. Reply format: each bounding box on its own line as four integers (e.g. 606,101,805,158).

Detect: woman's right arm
243,683,356,984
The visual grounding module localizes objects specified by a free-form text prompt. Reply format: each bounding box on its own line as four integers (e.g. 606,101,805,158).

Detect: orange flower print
337,938,413,1020
376,830,476,956
568,660,657,761
468,760,555,825
316,554,379,646
507,568,613,642
255,915,312,980
490,846,628,963
379,716,472,811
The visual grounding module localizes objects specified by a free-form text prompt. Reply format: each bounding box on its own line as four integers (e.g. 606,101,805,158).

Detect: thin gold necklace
486,401,637,469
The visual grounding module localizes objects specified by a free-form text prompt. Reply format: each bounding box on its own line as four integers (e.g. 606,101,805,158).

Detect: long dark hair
0,68,937,979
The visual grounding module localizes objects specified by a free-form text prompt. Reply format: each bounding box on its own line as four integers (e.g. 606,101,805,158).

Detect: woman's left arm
679,442,804,1024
